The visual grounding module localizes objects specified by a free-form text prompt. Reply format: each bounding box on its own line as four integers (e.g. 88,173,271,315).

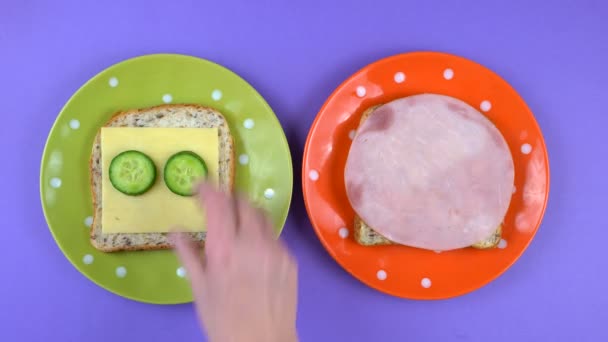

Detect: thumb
170,232,206,297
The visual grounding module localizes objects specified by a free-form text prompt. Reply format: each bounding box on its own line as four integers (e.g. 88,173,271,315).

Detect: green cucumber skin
109,150,157,196
163,151,208,197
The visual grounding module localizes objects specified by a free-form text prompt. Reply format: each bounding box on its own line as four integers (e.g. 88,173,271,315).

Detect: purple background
1,0,607,341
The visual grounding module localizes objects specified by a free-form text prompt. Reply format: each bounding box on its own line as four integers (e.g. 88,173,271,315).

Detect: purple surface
1,0,607,341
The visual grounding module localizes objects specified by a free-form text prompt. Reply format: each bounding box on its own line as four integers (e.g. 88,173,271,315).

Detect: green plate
40,54,293,304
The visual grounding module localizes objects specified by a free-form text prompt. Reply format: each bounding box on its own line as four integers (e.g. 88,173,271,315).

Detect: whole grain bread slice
352,105,502,249
89,104,234,252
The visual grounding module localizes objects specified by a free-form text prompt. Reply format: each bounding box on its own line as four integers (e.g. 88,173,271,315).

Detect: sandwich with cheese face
89,104,234,252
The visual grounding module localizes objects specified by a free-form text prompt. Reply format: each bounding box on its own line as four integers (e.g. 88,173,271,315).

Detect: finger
197,183,238,243
236,195,274,239
170,232,206,294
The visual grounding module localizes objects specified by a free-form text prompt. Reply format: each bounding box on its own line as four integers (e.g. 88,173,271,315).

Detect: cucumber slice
109,150,157,196
163,151,208,196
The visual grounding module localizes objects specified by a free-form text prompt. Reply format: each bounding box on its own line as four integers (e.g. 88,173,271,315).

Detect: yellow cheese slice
101,127,219,233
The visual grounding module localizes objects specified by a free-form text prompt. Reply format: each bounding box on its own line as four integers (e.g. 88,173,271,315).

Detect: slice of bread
354,214,502,249
351,105,502,249
89,104,234,252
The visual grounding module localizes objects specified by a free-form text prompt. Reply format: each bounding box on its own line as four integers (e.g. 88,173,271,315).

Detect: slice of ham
345,94,514,251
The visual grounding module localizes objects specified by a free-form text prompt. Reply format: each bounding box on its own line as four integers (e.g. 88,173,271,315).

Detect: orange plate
302,52,550,299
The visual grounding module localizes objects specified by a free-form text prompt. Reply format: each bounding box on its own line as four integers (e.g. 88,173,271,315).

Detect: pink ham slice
345,94,514,251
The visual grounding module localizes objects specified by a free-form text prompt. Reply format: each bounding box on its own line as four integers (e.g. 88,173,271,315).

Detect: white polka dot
44,189,56,205
348,129,356,140
421,278,432,288
162,94,173,103
356,86,366,97
338,227,349,239
376,270,387,280
211,89,223,101
512,185,517,194
238,154,249,165
115,266,127,278
108,77,119,87
50,177,62,188
48,151,63,172
434,250,442,254
176,266,187,278
443,68,454,80
308,169,319,181
69,119,80,130
264,188,275,199
521,143,532,154
394,72,406,83
480,100,492,112
83,254,94,264
84,216,93,228
243,118,255,129
60,125,70,137
515,213,528,232
498,239,508,249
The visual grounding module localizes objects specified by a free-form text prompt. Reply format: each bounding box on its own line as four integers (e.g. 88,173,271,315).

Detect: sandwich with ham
345,94,514,251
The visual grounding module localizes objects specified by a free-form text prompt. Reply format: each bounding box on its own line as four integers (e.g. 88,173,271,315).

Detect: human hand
172,184,298,342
